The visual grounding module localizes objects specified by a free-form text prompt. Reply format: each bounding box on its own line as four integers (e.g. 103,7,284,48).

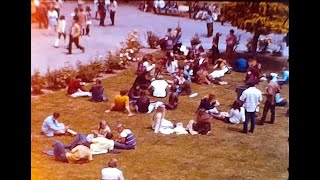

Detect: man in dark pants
98,0,106,26
260,75,281,125
109,0,118,26
239,82,262,133
206,11,214,37
68,16,85,54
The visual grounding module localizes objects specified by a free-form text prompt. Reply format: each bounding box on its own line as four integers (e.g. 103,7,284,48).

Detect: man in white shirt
108,0,117,25
239,83,262,133
101,158,125,180
148,75,169,98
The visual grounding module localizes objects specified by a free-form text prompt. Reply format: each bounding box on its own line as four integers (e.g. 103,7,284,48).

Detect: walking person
54,0,63,18
98,0,107,26
54,15,67,48
94,0,99,19
108,0,117,26
259,75,281,125
211,32,221,64
225,29,237,54
77,7,87,36
47,7,58,33
205,11,214,37
239,82,263,133
67,16,85,54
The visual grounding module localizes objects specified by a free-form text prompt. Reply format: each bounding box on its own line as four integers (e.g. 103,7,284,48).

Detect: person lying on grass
41,112,73,137
105,89,134,116
43,141,92,163
114,123,136,150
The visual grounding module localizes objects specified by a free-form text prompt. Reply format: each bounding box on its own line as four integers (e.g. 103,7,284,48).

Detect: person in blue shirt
235,58,248,72
41,112,70,137
278,67,289,85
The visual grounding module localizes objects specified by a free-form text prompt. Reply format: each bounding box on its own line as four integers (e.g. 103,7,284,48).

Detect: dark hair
75,75,82,79
53,112,60,118
59,15,65,20
120,90,128,96
230,29,234,34
231,100,242,111
85,6,91,12
74,8,79,13
96,79,101,84
105,132,113,139
73,15,79,22
79,7,84,12
208,11,212,15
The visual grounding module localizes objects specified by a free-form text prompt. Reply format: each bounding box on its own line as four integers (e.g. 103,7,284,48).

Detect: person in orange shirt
105,90,134,116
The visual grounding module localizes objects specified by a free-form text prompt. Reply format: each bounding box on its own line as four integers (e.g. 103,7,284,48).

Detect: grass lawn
31,51,289,180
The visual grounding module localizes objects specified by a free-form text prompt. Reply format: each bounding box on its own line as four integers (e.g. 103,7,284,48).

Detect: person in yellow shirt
43,141,92,163
105,90,134,116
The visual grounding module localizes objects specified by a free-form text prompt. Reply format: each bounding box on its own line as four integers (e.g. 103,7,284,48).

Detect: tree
221,2,289,53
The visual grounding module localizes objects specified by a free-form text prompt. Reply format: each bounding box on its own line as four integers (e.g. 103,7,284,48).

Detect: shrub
76,60,105,82
31,70,47,94
46,66,77,90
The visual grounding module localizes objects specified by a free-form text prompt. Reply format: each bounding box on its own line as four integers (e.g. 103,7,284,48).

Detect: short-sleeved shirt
150,80,169,97
120,129,136,147
66,145,92,162
113,95,129,111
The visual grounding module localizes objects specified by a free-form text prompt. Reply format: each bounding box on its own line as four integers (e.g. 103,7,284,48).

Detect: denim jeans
114,141,135,150
243,111,256,132
54,141,68,163
64,134,90,150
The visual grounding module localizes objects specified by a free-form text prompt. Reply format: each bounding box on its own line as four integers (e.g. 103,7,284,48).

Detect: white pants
70,90,92,98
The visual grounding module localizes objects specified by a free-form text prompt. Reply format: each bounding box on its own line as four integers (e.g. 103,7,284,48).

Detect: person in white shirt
54,15,67,47
224,100,245,124
151,105,174,134
148,75,169,98
47,7,58,32
108,0,117,26
165,55,178,75
101,158,125,180
239,82,262,133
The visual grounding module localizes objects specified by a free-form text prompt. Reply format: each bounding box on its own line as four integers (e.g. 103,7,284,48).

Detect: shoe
82,48,85,53
66,52,72,55
266,121,274,124
242,130,248,134
249,129,254,133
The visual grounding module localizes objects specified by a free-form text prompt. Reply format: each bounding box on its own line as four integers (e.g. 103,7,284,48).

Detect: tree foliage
221,2,289,35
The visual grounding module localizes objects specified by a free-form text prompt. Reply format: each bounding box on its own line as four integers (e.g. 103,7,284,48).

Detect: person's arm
239,91,246,102
71,146,79,153
119,171,125,180
47,120,65,131
87,151,93,161
105,104,115,113
125,96,134,116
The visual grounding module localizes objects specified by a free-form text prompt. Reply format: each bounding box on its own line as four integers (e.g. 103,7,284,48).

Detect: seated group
41,44,289,163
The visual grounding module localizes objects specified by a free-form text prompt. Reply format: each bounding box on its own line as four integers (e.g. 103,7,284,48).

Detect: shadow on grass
227,127,243,133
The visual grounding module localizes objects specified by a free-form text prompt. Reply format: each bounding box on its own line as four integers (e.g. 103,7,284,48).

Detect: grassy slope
31,51,289,180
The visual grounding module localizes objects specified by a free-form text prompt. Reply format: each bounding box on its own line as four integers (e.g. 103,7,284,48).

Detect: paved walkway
31,2,288,75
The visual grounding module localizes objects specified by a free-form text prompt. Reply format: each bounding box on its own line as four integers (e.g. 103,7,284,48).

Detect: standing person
94,0,99,19
47,7,58,32
85,6,92,36
101,158,125,180
105,90,134,116
54,0,63,18
239,82,263,133
205,11,214,37
37,3,48,29
98,0,107,26
259,75,281,125
211,32,221,64
108,0,117,26
77,8,87,36
225,29,237,54
67,16,85,54
41,112,71,137
54,15,67,48
114,123,137,150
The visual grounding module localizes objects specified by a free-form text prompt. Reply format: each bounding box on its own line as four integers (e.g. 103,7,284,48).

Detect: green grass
31,51,289,180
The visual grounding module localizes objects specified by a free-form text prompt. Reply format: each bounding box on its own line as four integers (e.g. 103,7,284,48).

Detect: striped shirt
120,129,136,148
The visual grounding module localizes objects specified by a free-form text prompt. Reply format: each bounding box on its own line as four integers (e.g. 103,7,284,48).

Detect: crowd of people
34,1,289,179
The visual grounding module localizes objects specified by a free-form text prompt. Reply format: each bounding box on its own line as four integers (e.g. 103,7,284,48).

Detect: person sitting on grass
114,123,136,150
105,90,134,117
174,70,192,95
67,75,92,98
207,58,230,83
151,105,174,134
43,141,92,163
195,66,211,85
148,75,169,98
41,112,72,137
101,158,125,180
224,100,245,124
135,91,150,113
89,79,108,102
277,67,289,85
128,84,142,104
186,108,213,135
133,74,151,90
87,119,112,140
164,85,179,110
